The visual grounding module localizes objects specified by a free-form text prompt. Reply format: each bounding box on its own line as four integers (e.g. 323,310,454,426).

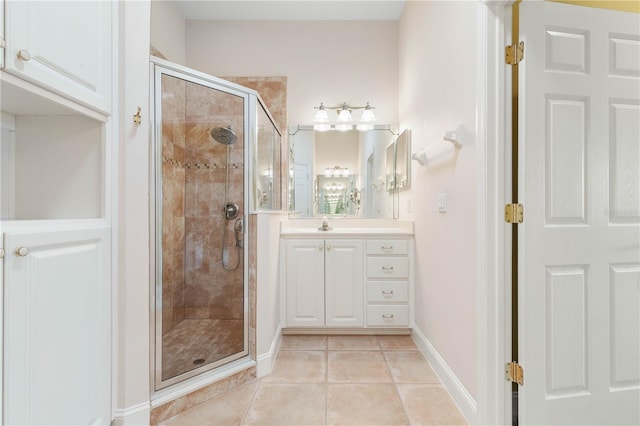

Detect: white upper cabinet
0,0,5,69
4,1,112,114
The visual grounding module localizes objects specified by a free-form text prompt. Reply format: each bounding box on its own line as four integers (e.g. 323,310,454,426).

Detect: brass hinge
505,41,525,65
504,203,524,224
506,362,524,385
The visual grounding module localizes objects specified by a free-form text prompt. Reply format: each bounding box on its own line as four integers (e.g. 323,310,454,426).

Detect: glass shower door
154,67,249,389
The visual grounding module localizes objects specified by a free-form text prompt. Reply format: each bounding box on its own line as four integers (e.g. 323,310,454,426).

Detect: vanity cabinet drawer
367,305,409,327
366,240,408,255
366,257,409,278
366,281,408,303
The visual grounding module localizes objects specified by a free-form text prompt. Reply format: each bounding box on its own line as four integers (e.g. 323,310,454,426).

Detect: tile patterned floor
159,335,468,425
162,319,244,380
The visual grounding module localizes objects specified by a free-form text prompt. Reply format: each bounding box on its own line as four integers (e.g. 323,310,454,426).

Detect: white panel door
325,239,363,327
3,226,111,425
294,164,311,216
4,1,112,113
286,239,325,327
519,2,640,424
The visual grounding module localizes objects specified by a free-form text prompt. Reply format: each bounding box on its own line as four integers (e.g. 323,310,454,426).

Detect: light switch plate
438,192,447,213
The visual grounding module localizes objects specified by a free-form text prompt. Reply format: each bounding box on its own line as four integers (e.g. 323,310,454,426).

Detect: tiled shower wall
161,75,248,332
183,82,245,321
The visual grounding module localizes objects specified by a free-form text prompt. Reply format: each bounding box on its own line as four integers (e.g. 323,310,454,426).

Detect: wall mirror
288,125,400,219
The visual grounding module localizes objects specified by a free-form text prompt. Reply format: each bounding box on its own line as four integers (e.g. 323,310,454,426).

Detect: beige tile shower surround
224,76,288,207
155,335,468,425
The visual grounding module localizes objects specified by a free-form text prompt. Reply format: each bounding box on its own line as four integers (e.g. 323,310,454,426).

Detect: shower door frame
150,59,252,391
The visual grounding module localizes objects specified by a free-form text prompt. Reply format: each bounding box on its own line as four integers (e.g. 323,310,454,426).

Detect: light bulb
335,123,352,132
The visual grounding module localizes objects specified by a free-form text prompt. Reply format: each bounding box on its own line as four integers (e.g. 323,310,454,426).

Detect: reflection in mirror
386,143,395,192
288,125,399,218
317,175,358,215
395,129,411,189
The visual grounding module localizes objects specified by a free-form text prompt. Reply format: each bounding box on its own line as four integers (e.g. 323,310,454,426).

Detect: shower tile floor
158,335,468,425
162,319,244,380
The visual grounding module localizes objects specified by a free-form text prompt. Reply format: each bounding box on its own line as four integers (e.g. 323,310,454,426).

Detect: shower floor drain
193,358,206,365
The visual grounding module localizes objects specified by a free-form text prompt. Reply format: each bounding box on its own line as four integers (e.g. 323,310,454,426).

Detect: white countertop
280,219,414,237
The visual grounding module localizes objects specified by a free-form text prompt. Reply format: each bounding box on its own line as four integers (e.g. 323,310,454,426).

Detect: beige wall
150,0,186,64
398,0,478,398
145,2,479,411
184,20,398,126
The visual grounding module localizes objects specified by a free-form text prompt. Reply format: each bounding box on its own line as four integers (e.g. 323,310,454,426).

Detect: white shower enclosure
150,57,281,390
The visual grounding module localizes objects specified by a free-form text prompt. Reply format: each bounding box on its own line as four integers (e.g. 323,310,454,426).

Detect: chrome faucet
318,216,333,231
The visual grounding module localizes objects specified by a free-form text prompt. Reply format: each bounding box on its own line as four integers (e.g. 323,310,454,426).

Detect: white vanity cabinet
285,239,364,328
3,1,113,114
365,240,411,327
281,225,414,332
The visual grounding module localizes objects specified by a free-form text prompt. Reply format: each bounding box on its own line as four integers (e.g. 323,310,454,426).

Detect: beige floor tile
243,383,326,425
378,335,418,351
327,383,409,426
280,335,327,350
396,384,468,425
328,335,380,351
262,350,327,383
159,381,258,426
384,351,440,383
328,351,392,383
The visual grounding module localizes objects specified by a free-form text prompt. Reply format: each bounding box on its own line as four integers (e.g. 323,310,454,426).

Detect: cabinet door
0,0,5,69
325,239,364,327
286,239,325,327
3,226,111,425
4,1,112,113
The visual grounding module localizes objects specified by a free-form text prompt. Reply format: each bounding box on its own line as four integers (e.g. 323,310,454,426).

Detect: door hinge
505,41,524,65
505,361,524,385
504,203,524,224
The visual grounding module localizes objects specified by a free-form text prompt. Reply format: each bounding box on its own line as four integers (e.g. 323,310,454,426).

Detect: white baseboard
411,327,477,424
256,325,282,378
112,401,150,426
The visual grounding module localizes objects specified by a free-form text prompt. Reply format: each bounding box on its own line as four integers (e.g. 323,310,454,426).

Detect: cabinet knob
326,245,332,251
15,247,29,257
0,248,5,259
381,266,394,271
17,50,31,61
318,245,323,251
382,314,395,320
381,246,393,250
381,290,394,296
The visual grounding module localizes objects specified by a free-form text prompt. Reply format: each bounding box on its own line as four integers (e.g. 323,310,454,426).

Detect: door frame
476,1,514,424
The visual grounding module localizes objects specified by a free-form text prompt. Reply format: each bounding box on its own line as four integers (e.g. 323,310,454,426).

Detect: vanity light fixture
313,102,376,132
324,165,351,177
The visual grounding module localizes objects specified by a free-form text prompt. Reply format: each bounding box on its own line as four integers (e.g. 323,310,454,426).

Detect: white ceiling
172,0,406,21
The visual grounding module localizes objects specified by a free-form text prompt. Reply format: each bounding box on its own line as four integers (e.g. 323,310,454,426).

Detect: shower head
210,126,237,145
